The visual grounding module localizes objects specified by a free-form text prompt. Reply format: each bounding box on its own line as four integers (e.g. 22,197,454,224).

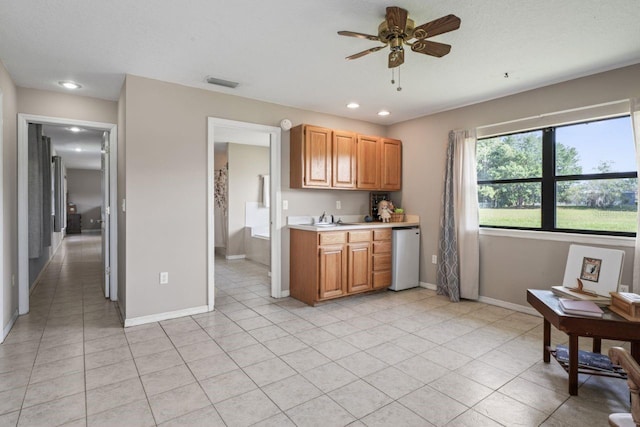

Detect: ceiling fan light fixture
346,102,360,109
377,110,390,117
59,80,82,90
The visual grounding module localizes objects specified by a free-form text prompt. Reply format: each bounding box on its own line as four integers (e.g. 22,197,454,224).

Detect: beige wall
66,169,102,230
389,63,640,307
227,144,269,257
1,61,18,334
17,88,117,124
122,74,385,319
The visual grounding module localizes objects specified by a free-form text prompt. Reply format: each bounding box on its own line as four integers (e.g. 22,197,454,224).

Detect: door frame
0,90,4,339
17,114,118,314
207,118,282,311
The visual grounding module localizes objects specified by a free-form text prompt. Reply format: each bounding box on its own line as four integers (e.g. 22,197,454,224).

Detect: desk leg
568,334,579,396
592,338,601,354
543,319,550,363
631,341,640,362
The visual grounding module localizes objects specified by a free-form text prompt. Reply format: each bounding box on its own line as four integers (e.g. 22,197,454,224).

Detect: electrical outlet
282,200,288,210
431,255,437,264
159,272,169,284
336,200,341,210
619,284,630,293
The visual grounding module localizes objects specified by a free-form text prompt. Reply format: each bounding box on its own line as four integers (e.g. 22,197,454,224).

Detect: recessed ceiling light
59,80,82,90
377,110,390,116
347,102,360,109
74,148,82,152
69,127,81,132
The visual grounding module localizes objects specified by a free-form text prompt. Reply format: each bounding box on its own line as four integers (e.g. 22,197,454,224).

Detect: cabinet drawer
373,229,392,241
373,241,391,254
372,270,392,288
372,254,391,271
319,232,346,245
349,230,372,242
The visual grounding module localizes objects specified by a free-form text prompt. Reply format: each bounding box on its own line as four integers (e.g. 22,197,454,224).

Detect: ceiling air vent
206,76,239,89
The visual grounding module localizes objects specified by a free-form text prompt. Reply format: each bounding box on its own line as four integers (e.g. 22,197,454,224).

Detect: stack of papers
551,286,610,305
558,298,604,318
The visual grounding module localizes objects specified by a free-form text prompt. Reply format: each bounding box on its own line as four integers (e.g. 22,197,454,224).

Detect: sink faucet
318,212,334,223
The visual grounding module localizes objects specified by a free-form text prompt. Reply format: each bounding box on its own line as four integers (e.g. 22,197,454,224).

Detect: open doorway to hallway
17,114,117,318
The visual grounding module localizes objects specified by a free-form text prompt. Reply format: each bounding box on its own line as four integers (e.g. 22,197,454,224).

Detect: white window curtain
437,129,480,301
631,98,640,292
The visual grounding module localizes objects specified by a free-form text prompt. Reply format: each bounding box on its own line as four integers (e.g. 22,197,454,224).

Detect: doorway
207,118,282,310
17,114,117,315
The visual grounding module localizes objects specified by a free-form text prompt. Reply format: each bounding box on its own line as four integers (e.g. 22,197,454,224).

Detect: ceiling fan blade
411,40,451,57
413,14,461,39
388,49,404,68
385,6,409,34
346,45,386,60
337,30,380,42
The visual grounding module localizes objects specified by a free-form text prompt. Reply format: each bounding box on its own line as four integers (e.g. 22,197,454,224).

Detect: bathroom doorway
207,118,282,310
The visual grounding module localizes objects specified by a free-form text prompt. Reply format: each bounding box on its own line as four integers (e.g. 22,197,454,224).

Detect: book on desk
558,298,604,317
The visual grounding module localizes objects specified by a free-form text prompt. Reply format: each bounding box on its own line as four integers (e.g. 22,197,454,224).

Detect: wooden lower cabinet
319,244,347,299
290,228,391,305
347,242,371,293
372,229,392,289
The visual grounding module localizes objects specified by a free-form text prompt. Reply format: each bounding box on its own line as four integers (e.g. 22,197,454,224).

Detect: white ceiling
1,1,639,125
42,125,104,170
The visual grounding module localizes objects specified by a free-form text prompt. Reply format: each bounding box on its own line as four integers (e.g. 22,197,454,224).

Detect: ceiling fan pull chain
391,68,395,85
397,66,402,92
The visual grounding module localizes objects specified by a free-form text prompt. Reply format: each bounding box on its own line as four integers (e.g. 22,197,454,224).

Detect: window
477,116,637,236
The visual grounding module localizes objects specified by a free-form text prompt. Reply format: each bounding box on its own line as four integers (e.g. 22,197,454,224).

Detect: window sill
479,228,635,248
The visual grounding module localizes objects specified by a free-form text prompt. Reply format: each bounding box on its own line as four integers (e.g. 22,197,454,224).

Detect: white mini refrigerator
390,227,420,291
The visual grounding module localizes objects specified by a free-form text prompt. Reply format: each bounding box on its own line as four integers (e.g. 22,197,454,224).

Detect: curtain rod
475,99,629,131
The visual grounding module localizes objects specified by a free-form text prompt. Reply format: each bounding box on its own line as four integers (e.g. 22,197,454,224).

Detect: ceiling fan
338,6,461,69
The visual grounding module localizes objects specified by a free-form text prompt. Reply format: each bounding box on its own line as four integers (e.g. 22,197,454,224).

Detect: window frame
477,115,637,237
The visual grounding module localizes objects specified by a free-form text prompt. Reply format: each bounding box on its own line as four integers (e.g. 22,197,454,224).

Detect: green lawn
480,207,637,232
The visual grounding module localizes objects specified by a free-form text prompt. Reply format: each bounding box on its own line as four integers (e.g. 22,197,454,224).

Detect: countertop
288,214,419,232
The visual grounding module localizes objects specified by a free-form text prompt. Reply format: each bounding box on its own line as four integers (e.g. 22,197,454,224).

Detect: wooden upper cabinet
356,135,381,189
332,130,357,189
290,125,332,188
291,124,401,191
381,138,402,191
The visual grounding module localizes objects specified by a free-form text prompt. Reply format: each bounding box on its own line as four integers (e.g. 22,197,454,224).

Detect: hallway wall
0,60,18,339
67,169,102,231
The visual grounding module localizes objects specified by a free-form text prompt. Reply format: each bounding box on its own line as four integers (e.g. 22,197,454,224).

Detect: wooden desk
527,289,640,395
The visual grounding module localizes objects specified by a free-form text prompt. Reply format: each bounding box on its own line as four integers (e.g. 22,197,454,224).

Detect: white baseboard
477,296,541,317
225,254,246,260
280,290,290,298
420,281,437,290
124,305,210,327
420,282,540,316
1,309,19,343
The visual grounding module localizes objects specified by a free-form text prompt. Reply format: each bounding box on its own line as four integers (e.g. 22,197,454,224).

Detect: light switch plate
160,272,169,284
283,200,288,210
336,200,341,210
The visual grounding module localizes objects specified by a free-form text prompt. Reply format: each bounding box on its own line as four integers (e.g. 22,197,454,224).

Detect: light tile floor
0,234,633,426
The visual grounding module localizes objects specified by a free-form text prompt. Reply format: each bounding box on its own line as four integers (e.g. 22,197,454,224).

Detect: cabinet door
304,126,332,187
319,244,346,299
332,130,357,188
347,242,372,293
381,138,402,191
356,135,380,189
